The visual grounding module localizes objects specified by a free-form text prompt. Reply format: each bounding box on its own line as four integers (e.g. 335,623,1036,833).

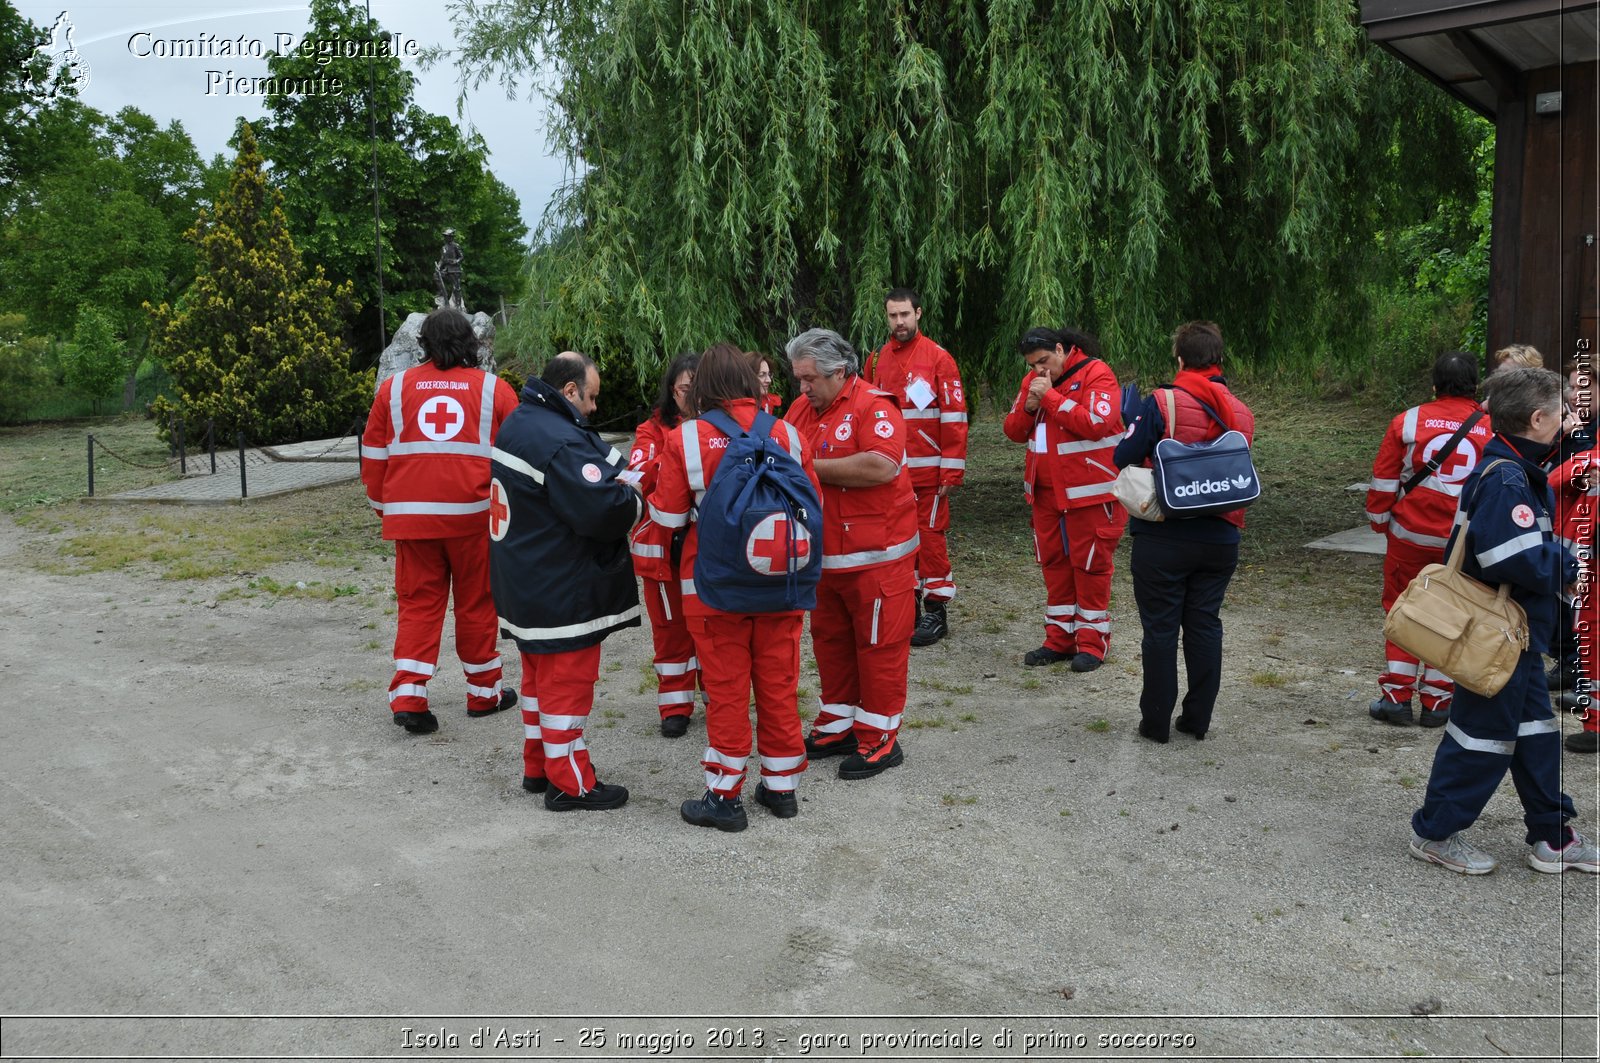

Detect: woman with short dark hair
1112,320,1255,744
360,307,520,735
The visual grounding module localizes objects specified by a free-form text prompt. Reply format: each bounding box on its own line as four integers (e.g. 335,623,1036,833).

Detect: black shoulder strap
1056,356,1094,384
1167,384,1230,433
1400,409,1484,499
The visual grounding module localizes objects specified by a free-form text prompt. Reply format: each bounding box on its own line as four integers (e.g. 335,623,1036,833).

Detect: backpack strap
1160,388,1177,440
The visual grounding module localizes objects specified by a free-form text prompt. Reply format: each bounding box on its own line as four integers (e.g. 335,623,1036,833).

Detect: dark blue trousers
1130,534,1238,739
1412,651,1575,847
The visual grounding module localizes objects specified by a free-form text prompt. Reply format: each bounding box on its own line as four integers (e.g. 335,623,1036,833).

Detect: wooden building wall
1490,60,1599,370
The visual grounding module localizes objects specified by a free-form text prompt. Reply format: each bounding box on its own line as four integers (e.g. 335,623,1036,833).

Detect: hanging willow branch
449,0,1475,395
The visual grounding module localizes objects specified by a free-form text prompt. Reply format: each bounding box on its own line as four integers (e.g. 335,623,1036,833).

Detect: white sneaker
1528,830,1600,874
1409,831,1498,874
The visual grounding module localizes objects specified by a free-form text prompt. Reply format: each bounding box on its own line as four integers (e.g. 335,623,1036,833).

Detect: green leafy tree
255,0,527,360
0,101,221,404
0,312,48,423
147,124,371,445
62,304,123,412
451,0,1481,393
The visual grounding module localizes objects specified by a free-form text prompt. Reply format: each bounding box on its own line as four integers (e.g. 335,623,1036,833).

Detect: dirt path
1,506,1595,1060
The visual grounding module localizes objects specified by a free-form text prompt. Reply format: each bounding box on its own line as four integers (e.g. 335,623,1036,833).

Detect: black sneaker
544,781,629,811
1023,646,1071,667
680,790,748,832
392,710,439,734
1368,697,1413,725
1418,708,1450,728
1137,719,1169,744
660,714,690,738
804,730,856,758
838,736,904,780
1174,715,1206,740
1069,652,1103,673
522,775,548,794
910,603,948,647
754,782,799,819
1567,730,1600,754
468,688,518,718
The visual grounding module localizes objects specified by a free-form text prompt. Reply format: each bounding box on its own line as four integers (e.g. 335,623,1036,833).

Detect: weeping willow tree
449,0,1478,395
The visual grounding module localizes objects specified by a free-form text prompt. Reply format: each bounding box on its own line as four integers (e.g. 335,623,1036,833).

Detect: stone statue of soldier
435,229,464,310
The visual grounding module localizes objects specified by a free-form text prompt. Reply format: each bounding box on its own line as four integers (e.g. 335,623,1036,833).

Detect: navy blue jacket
489,378,642,654
1446,434,1579,655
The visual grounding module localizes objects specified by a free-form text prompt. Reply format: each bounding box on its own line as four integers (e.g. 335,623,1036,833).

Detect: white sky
15,0,567,240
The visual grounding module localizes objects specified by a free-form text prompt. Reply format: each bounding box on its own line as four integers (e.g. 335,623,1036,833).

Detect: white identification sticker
905,377,936,410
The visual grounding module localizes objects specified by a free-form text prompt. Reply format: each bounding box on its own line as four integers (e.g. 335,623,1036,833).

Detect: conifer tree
147,124,370,445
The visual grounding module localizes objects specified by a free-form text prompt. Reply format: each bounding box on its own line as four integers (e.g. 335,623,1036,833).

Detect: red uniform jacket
361,365,518,539
869,331,968,490
1366,395,1491,550
639,399,818,615
786,376,920,573
1001,358,1124,511
1551,444,1598,552
627,412,677,580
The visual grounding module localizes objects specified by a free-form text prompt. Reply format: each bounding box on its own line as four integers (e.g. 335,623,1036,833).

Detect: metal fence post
176,418,187,475
238,432,248,499
208,419,216,474
87,435,94,497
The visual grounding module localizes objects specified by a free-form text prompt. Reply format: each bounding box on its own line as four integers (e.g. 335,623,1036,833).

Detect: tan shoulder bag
1382,460,1530,697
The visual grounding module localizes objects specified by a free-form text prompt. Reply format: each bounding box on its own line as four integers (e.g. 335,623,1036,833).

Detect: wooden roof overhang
1360,1,1600,114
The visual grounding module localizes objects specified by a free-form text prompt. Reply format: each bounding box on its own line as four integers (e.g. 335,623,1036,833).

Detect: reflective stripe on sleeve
1476,531,1545,569
361,445,389,460
381,500,490,516
491,446,545,484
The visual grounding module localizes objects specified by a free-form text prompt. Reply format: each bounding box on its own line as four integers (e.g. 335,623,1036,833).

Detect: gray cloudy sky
17,0,566,238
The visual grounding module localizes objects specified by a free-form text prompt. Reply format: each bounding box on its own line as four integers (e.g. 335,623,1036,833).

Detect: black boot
911,600,948,647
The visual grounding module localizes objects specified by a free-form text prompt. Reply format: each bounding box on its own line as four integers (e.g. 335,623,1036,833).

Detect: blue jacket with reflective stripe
1444,434,1579,655
490,378,642,653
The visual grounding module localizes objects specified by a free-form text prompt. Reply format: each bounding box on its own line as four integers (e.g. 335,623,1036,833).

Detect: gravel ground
2,505,1596,1062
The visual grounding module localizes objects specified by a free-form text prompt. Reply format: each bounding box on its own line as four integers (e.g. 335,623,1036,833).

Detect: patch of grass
1250,671,1288,688
1085,718,1111,733
1398,774,1419,789
363,639,382,651
905,716,948,730
959,713,978,723
1020,676,1042,690
940,794,978,806
918,676,975,695
1059,808,1072,817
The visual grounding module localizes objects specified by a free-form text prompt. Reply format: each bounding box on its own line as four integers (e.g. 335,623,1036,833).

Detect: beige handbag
1110,390,1169,521
1112,465,1164,521
1382,462,1530,697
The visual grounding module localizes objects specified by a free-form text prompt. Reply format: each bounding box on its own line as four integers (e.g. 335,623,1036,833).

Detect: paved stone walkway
94,431,630,506
98,436,360,505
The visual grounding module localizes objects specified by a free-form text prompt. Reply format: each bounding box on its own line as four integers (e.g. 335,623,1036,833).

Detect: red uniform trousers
642,576,700,721
389,535,504,717
915,488,956,603
518,643,603,795
1377,535,1455,712
807,559,916,750
1031,500,1122,659
686,613,807,797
